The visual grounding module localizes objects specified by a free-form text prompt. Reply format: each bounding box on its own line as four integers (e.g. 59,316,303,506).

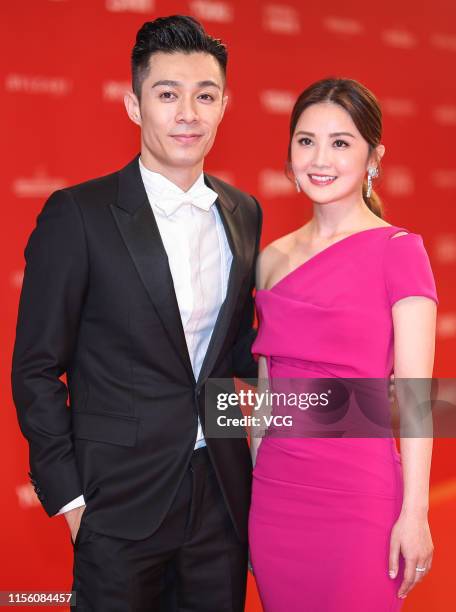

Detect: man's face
125,51,227,175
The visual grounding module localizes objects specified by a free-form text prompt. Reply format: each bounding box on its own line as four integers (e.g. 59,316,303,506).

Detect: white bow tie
153,182,218,217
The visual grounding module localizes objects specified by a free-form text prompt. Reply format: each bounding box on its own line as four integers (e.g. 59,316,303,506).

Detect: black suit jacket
11,155,262,541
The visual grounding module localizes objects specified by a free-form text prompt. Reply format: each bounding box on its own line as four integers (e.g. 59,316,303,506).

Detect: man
12,15,261,611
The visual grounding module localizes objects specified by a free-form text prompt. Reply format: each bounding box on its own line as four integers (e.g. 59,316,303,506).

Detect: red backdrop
1,1,455,609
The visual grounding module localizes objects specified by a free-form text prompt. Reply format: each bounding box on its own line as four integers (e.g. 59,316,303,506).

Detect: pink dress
249,226,438,611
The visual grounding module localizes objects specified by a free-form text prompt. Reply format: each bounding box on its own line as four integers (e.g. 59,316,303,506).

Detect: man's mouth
170,134,203,144
308,174,338,186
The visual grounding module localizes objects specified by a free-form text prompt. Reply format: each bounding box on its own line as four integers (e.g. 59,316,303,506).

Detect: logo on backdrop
5,74,72,97
431,169,456,189
103,81,131,102
260,90,296,114
262,4,301,34
430,32,456,51
10,271,24,290
322,16,363,35
381,98,417,117
382,166,415,197
381,29,418,49
12,168,67,198
189,0,234,23
207,170,235,185
433,105,456,125
105,0,155,12
437,314,456,339
16,484,40,509
434,234,456,264
259,170,295,198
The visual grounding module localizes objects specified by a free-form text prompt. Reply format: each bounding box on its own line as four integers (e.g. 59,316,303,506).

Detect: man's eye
334,139,348,148
198,93,215,101
298,137,312,145
160,91,176,100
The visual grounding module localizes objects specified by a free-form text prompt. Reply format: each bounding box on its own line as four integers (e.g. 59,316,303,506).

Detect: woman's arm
250,355,270,467
389,295,437,599
249,246,274,467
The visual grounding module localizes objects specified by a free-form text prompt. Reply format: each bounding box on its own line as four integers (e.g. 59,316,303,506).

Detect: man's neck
139,153,203,192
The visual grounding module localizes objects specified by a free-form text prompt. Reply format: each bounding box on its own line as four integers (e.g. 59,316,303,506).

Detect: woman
249,78,437,611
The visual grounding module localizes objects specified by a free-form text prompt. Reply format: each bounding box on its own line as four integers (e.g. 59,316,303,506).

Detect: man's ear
219,93,229,123
124,90,142,127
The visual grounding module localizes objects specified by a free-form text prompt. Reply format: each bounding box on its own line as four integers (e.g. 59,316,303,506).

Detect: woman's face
291,101,383,206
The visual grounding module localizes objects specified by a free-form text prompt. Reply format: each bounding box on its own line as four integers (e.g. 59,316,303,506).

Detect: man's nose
176,96,198,123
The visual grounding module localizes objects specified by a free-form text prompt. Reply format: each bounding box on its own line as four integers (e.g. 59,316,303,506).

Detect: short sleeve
383,232,438,306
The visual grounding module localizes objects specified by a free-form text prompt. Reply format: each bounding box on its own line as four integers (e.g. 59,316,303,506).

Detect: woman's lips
308,174,338,186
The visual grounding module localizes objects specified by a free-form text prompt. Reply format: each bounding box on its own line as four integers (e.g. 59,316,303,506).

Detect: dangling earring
295,177,301,193
366,167,379,198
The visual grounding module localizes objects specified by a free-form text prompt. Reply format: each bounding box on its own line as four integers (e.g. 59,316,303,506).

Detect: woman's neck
306,197,385,239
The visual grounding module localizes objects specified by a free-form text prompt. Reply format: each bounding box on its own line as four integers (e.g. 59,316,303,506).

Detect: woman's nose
312,145,331,168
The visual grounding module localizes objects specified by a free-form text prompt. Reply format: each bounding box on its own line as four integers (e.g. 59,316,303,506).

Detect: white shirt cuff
55,495,86,516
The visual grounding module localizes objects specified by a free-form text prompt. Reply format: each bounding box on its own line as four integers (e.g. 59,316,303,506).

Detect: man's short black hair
131,15,228,99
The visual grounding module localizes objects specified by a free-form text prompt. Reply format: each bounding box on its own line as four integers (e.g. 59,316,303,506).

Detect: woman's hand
388,510,434,599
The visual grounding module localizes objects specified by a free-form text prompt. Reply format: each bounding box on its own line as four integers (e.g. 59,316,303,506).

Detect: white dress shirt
56,158,232,515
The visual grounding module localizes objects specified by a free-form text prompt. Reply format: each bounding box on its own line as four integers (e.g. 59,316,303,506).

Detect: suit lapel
196,175,245,386
110,156,195,381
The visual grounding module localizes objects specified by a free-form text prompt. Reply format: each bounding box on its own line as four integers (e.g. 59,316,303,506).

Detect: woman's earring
366,167,379,198
295,177,301,193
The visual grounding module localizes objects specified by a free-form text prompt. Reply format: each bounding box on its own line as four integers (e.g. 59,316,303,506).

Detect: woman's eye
334,139,348,148
298,137,312,146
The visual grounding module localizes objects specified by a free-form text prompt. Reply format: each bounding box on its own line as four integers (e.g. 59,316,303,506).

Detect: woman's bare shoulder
256,231,297,290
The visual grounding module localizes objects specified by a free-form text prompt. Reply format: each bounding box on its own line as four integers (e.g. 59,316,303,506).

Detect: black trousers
71,448,248,611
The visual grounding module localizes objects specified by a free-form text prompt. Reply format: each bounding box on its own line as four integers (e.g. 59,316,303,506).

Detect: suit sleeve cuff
54,495,86,516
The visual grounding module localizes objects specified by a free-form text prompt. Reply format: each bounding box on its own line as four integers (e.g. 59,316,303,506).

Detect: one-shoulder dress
249,226,438,611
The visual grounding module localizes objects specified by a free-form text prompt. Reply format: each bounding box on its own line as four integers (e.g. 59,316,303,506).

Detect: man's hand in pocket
64,505,86,544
